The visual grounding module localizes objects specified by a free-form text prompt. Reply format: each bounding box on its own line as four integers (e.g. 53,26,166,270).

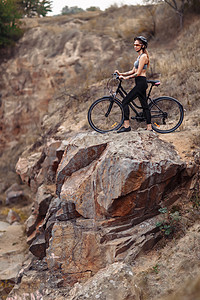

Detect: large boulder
12,130,198,296
68,262,141,300
34,131,197,282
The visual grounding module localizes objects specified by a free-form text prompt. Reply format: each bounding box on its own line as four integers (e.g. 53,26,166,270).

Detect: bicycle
88,74,184,134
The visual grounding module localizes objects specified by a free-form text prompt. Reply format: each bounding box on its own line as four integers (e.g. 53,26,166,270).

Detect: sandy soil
158,128,199,161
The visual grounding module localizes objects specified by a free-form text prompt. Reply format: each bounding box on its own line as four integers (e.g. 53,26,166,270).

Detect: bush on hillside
61,6,84,15
86,7,101,12
0,0,23,48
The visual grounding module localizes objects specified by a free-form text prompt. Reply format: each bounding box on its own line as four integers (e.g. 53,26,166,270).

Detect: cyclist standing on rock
114,36,152,132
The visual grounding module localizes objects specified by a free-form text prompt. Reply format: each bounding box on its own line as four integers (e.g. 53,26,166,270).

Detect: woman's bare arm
114,66,136,77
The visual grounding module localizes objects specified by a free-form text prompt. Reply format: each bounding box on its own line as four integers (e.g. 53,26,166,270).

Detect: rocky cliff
0,12,126,198
7,130,197,299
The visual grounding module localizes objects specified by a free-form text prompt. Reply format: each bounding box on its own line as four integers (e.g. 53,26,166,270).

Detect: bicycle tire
149,96,184,133
88,96,124,133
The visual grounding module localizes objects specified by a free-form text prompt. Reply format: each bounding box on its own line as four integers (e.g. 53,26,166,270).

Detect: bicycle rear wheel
88,96,124,133
149,96,184,133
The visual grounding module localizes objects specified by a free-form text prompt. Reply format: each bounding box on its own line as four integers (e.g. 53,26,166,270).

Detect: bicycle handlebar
112,72,120,80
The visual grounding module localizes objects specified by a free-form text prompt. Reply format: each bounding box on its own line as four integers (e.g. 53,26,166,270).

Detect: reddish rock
6,209,20,224
27,218,44,246
25,185,54,248
29,234,46,259
15,131,198,285
16,140,64,192
45,132,197,283
25,214,38,236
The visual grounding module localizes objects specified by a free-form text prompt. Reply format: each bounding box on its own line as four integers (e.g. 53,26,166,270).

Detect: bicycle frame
112,78,161,122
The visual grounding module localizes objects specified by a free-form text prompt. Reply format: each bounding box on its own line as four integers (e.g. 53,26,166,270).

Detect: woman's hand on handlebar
113,70,127,80
113,71,125,80
114,70,120,75
113,72,120,79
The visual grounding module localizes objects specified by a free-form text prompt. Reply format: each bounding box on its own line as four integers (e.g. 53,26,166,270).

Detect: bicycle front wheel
150,96,184,133
88,96,124,133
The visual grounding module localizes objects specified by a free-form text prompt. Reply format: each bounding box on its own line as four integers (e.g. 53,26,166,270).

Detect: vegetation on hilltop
0,0,23,47
0,0,52,47
19,0,52,17
1,0,200,49
61,6,101,15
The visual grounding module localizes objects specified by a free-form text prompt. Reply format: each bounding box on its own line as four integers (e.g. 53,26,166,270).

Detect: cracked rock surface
11,130,197,297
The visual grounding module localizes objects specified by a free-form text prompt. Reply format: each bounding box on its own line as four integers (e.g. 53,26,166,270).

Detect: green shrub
61,6,84,15
86,6,100,12
0,0,23,47
156,207,181,236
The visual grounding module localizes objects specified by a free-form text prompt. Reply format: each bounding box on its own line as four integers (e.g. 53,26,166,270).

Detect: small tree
138,5,157,37
61,6,84,15
164,0,185,29
0,0,23,47
86,6,101,11
145,0,193,29
36,0,52,17
18,0,52,17
18,0,36,17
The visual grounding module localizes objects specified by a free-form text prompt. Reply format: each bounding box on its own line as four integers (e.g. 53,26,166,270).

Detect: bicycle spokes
88,97,124,133
105,101,114,117
150,97,184,133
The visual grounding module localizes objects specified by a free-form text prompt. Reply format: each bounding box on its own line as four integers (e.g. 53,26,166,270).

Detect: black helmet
134,36,148,48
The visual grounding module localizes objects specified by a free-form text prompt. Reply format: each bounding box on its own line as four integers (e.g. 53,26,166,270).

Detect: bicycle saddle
147,80,160,86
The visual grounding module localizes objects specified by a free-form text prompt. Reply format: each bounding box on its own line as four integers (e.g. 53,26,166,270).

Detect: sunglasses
134,43,142,47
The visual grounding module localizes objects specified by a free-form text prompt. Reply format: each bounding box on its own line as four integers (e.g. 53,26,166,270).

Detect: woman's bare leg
124,120,130,128
147,123,152,130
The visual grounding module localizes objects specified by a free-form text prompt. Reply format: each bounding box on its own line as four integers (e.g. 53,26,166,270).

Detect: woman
115,36,152,133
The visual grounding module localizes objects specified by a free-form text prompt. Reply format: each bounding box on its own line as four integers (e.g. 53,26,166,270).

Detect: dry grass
0,207,28,223
65,5,199,98
150,16,200,107
80,5,149,39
